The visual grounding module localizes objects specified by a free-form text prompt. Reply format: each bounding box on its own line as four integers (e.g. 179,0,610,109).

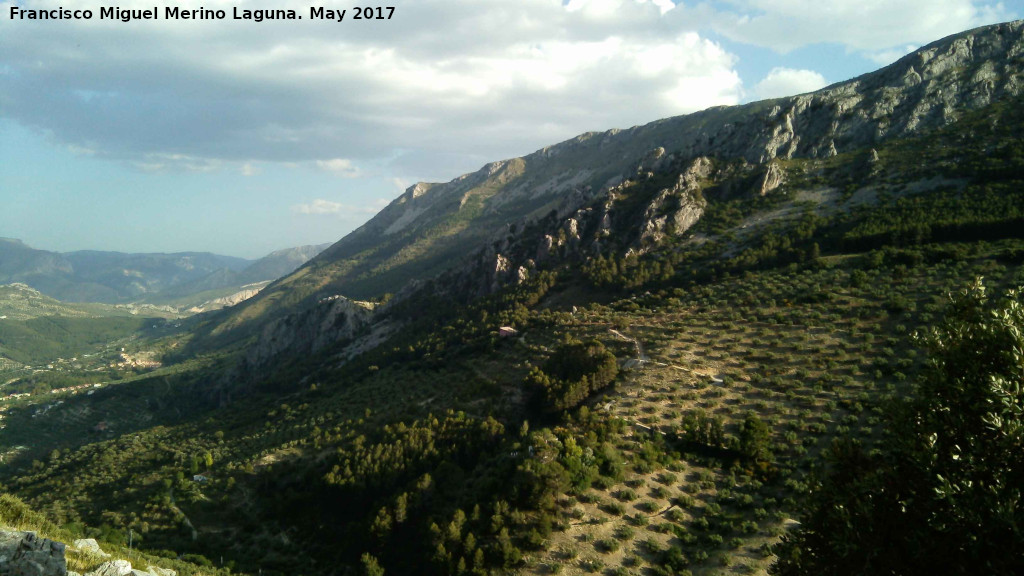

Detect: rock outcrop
637,158,711,247
0,530,67,576
80,559,175,576
188,287,264,313
84,560,132,576
243,295,377,370
71,539,110,558
758,162,785,196
0,529,180,576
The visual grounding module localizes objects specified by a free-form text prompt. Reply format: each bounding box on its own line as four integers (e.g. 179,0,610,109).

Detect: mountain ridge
197,18,1024,362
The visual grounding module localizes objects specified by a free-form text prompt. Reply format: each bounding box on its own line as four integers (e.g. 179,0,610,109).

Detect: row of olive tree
774,280,1024,575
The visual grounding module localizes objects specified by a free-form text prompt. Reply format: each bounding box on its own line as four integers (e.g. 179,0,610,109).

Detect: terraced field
518,255,1020,575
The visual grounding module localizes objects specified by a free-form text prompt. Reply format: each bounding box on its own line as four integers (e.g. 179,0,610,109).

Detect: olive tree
773,280,1024,576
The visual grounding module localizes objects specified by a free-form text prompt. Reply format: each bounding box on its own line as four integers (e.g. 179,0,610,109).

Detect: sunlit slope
200,19,1024,346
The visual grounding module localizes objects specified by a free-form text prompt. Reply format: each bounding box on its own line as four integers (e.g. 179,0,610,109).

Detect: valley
1,19,1024,576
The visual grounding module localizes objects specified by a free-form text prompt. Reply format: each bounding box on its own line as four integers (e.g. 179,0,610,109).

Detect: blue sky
1,0,1020,258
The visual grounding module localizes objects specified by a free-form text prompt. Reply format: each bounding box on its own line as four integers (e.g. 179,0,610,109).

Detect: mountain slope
201,19,1024,355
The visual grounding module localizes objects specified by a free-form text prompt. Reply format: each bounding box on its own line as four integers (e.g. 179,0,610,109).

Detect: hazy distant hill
151,244,332,301
0,239,329,305
235,244,332,286
63,250,252,300
0,238,81,296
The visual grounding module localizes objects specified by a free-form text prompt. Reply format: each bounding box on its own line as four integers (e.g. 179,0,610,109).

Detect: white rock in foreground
72,539,111,558
85,559,132,576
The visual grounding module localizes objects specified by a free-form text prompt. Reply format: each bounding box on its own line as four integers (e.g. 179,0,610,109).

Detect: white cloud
67,144,98,156
752,67,828,100
292,199,345,215
0,0,1014,187
565,0,675,17
315,158,360,177
292,198,389,216
391,177,410,192
651,0,677,15
0,0,742,182
864,45,920,66
707,0,1012,53
133,153,222,173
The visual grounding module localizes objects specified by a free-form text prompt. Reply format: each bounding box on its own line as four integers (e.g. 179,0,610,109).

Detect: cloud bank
752,67,828,100
0,0,1013,183
703,0,1012,53
292,199,345,215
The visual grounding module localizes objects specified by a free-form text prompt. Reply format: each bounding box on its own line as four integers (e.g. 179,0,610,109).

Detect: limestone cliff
197,19,1024,371
0,530,66,576
0,529,184,576
241,295,378,370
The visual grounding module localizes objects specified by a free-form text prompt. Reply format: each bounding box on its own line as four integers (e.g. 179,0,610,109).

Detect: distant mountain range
0,238,330,305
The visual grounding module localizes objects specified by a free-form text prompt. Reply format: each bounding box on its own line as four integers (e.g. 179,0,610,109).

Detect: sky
1,0,1020,258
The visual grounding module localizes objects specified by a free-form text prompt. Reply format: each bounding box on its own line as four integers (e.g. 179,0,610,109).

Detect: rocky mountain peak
204,20,1024,368
376,20,1024,234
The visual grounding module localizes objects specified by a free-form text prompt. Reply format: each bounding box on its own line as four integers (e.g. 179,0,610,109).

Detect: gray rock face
537,235,555,262
564,218,580,241
759,162,785,196
489,254,513,293
71,539,110,558
678,156,713,189
572,20,1024,171
84,560,131,576
187,287,263,314
0,531,178,576
243,295,376,370
0,530,67,576
493,254,511,276
637,158,711,247
77,558,175,576
731,20,1023,163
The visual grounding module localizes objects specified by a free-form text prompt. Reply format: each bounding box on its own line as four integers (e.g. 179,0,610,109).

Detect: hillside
0,492,238,576
2,19,1024,576
0,283,178,379
0,241,328,308
198,19,1024,355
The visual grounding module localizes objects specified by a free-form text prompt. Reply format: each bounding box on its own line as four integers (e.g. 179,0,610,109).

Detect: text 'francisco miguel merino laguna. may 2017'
8,5,395,23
